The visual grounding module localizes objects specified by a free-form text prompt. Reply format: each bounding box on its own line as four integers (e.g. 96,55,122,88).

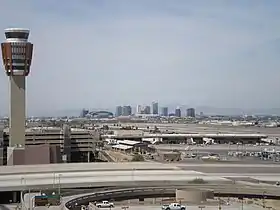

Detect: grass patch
188,178,207,184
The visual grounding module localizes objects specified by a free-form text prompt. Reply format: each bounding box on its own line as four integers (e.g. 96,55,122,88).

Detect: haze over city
0,0,280,116
2,2,280,208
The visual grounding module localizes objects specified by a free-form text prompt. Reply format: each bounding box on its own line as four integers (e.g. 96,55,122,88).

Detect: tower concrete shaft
9,76,26,147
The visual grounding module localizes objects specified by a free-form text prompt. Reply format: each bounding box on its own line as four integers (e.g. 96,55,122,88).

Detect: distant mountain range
195,106,280,116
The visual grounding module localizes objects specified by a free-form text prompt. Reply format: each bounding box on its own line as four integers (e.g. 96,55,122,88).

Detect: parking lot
152,144,280,164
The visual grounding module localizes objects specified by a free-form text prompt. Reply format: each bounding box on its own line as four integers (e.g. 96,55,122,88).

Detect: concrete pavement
0,169,231,191
1,162,280,191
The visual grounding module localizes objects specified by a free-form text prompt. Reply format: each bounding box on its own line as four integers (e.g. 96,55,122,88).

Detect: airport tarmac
153,144,280,153
120,123,280,138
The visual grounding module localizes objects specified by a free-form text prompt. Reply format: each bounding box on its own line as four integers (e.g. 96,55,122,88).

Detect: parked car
161,203,186,210
96,200,114,208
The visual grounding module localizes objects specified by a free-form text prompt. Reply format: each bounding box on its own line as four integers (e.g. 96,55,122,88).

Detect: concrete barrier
64,185,280,209
176,189,214,203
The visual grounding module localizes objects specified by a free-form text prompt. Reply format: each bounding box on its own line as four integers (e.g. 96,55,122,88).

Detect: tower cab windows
5,32,29,39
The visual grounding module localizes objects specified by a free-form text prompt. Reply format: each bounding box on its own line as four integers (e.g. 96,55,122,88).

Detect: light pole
28,187,31,210
53,173,56,189
20,177,25,209
262,191,267,208
58,173,62,203
239,197,244,210
131,168,136,185
217,192,221,210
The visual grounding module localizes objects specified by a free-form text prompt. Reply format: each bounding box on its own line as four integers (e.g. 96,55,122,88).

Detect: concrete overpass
64,185,280,210
0,169,230,192
0,162,280,192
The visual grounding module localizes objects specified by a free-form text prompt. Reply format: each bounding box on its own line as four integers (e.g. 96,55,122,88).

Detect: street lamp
53,173,56,189
58,174,62,196
262,191,267,208
217,192,221,210
20,177,25,208
238,197,244,210
20,177,29,210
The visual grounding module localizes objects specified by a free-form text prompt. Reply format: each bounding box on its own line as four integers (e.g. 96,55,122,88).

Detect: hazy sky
0,0,280,115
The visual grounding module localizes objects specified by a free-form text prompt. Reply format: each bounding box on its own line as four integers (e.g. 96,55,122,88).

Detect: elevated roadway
64,186,280,209
0,169,229,191
1,162,280,192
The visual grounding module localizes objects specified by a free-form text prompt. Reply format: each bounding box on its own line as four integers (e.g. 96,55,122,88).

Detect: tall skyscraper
1,28,33,165
136,105,142,114
161,107,168,116
122,106,132,116
143,106,151,114
80,109,89,118
115,106,123,117
175,107,181,117
152,102,159,115
187,108,195,118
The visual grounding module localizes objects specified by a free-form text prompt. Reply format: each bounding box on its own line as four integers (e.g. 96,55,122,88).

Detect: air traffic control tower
1,28,33,165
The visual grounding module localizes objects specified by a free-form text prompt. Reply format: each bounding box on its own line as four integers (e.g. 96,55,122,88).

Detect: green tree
131,154,144,162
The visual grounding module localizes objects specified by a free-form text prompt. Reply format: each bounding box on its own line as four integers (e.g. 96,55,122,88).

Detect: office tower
187,108,195,118
152,102,159,115
1,28,33,165
80,109,89,118
122,106,132,116
143,106,151,114
115,106,123,117
175,107,181,117
161,107,168,116
136,105,142,114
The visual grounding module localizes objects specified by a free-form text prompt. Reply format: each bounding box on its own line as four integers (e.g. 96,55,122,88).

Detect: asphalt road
176,164,280,174
114,204,263,210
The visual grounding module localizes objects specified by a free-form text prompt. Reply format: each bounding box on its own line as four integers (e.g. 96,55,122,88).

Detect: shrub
188,178,207,184
131,154,144,162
